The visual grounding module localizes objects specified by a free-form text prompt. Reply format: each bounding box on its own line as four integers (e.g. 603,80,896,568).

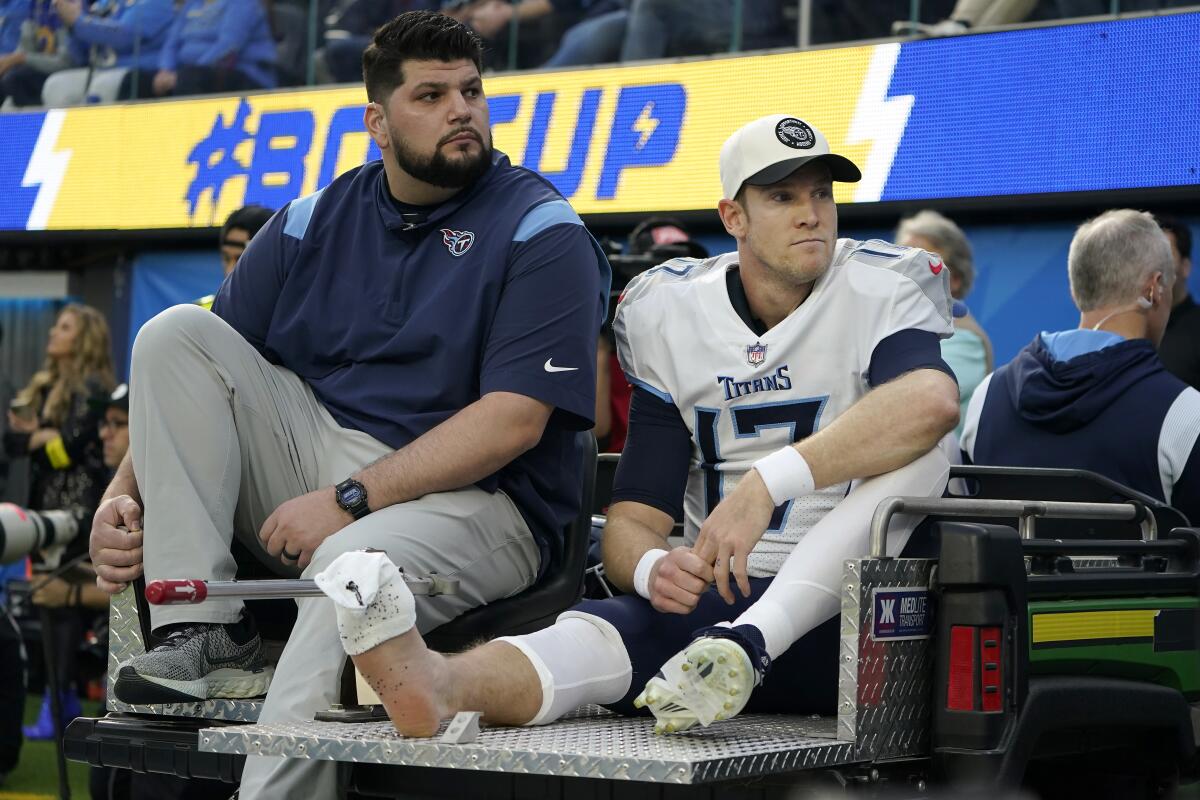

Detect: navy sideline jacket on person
961,330,1200,524
211,152,611,573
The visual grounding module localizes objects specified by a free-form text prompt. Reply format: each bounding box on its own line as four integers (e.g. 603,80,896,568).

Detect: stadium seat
41,69,90,107
424,432,598,652
40,67,132,108
88,68,133,103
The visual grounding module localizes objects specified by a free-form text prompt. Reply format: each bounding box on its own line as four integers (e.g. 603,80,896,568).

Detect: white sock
497,611,632,726
315,551,417,656
734,445,949,659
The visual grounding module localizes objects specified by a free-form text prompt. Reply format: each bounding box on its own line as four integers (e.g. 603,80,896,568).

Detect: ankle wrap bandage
315,551,416,656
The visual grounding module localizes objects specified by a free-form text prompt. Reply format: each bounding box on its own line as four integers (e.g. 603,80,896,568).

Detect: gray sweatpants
130,305,540,799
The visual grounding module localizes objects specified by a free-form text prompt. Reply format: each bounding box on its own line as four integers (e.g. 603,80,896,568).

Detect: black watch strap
335,477,371,520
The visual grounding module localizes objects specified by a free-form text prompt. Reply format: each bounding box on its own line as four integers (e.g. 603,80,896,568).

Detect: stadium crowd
1,0,1197,109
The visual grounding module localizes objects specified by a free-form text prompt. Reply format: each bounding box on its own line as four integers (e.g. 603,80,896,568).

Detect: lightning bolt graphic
20,110,72,230
632,103,659,149
845,43,913,203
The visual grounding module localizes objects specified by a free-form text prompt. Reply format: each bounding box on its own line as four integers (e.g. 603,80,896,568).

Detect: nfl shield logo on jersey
440,228,475,257
746,342,767,366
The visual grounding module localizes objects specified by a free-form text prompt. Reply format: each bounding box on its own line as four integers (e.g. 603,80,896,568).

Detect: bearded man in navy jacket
89,11,609,799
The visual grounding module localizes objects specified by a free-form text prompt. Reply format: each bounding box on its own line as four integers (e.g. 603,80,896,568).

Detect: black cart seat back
426,431,598,652
948,464,1187,541
593,452,619,514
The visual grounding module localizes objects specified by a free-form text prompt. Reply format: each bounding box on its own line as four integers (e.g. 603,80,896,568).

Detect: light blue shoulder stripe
626,374,674,405
283,187,326,240
513,199,582,242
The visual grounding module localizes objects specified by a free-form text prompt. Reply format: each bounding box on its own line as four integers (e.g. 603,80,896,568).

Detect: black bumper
64,713,243,783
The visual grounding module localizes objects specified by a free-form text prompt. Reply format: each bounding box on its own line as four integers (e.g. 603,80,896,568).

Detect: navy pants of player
577,579,840,716
574,520,935,716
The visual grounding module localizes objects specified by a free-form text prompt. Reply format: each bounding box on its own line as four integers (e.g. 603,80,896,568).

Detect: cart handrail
868,496,1154,559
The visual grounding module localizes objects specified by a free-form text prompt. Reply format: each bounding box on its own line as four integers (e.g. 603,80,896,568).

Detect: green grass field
0,694,99,800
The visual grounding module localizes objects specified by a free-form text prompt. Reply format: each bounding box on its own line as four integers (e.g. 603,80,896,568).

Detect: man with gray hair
961,209,1200,523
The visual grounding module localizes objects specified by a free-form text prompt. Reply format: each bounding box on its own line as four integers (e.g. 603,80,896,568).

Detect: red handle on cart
145,579,208,605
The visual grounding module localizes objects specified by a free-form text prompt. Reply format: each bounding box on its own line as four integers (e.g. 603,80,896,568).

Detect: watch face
341,485,364,505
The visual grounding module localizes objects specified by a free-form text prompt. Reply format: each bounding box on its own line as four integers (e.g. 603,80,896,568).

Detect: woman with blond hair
3,303,115,740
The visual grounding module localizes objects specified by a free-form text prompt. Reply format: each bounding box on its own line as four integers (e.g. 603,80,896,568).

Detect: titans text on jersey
717,364,793,400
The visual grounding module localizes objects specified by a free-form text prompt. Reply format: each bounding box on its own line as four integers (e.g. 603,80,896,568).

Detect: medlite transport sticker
870,588,934,641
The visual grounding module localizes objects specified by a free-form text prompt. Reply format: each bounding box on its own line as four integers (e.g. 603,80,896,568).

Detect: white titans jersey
614,238,953,577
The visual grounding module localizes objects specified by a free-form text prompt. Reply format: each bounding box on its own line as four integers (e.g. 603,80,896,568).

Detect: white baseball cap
719,114,861,200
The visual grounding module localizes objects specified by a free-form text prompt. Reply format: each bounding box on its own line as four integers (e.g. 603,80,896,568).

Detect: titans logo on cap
775,118,815,150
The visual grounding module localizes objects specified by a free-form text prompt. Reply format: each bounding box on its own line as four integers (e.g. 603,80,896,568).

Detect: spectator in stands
316,0,429,84
1156,216,1200,390
218,204,274,276
4,305,115,539
152,0,276,98
31,384,129,616
196,204,274,311
461,0,626,68
619,0,785,61
544,2,626,67
3,303,115,739
897,210,992,436
442,0,574,69
53,0,175,101
962,209,1199,522
0,0,75,108
1052,0,1196,19
0,0,28,56
894,0,1034,36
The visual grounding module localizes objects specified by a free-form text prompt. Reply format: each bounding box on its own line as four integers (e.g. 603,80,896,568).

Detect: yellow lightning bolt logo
632,103,659,149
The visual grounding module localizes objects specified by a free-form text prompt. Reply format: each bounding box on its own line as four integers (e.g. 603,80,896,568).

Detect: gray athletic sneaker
114,620,273,704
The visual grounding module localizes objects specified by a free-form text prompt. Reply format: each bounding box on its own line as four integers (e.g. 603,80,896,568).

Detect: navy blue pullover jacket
962,330,1200,524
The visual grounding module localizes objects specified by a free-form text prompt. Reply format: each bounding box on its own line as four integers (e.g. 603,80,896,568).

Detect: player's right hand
648,547,713,615
90,495,144,595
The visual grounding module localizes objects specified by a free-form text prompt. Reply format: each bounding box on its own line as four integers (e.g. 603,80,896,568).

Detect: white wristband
632,548,669,600
753,446,816,506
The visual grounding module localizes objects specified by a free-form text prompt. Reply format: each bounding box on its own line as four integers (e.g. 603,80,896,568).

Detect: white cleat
633,637,757,734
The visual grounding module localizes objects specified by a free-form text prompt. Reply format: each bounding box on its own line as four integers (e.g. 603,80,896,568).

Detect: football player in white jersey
314,114,960,737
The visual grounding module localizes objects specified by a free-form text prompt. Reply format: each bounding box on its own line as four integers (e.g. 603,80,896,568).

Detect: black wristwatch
334,477,371,520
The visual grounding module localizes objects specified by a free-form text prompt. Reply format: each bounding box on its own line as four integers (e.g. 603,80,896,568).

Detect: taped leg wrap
315,551,416,656
497,611,632,726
